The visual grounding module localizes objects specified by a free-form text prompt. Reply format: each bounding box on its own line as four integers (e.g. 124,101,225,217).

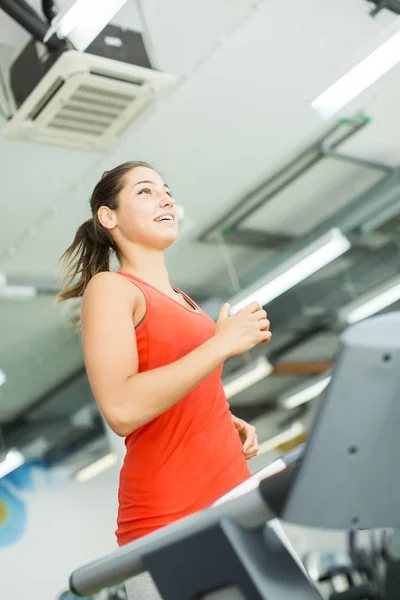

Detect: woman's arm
82,273,226,436
82,272,270,437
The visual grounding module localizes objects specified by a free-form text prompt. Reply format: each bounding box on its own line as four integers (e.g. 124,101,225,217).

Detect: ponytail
56,160,153,309
57,217,116,304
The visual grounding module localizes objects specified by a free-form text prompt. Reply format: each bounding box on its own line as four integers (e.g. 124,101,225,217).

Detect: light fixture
0,285,37,300
0,368,5,388
0,273,37,300
75,453,118,483
339,276,400,325
257,422,305,455
44,0,128,51
230,229,350,314
0,448,25,479
281,376,331,410
312,28,400,119
223,356,273,399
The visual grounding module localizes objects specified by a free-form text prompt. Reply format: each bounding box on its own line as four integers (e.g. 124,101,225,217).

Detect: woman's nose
159,191,174,206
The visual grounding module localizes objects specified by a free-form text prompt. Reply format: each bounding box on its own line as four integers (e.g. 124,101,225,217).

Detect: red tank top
115,271,251,546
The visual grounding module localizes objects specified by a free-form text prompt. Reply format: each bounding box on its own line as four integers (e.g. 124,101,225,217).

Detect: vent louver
4,51,176,151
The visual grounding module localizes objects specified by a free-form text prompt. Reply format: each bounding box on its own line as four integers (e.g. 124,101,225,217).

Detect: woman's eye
138,187,152,195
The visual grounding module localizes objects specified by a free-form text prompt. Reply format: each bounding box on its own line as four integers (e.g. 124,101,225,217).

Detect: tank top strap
116,270,202,315
116,271,155,306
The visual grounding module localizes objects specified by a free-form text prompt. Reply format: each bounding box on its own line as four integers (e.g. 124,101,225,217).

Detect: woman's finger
243,429,257,452
244,437,258,455
245,448,259,459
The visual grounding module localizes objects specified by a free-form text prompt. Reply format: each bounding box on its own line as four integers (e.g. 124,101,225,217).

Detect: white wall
0,465,121,600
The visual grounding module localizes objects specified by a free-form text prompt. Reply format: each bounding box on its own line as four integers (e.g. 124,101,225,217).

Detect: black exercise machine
69,312,400,599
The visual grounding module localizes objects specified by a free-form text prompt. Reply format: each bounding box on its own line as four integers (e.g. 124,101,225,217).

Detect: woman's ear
97,206,117,231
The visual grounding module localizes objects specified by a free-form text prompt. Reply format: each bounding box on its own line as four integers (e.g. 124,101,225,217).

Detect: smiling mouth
154,215,175,222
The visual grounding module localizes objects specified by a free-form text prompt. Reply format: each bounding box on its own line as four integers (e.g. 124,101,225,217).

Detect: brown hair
57,160,152,303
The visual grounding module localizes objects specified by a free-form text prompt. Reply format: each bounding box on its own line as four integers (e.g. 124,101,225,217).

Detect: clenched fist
215,301,271,360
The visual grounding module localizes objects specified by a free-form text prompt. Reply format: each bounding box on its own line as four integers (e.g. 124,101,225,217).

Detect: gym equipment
69,312,400,599
304,527,400,599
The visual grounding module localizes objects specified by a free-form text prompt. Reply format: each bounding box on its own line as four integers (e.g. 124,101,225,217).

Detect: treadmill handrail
70,486,274,596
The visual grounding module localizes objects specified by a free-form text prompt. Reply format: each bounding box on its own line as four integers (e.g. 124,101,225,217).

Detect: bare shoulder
83,271,139,309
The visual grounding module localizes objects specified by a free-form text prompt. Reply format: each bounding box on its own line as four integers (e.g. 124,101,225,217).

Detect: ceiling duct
3,24,176,150
0,0,63,51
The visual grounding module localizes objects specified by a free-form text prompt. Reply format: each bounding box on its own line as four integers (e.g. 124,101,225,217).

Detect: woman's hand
215,302,271,359
231,414,258,460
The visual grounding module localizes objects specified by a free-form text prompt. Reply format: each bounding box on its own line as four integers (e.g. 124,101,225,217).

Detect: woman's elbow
110,423,130,437
106,412,140,437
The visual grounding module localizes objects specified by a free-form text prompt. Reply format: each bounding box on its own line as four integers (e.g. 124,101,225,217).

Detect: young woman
58,161,271,599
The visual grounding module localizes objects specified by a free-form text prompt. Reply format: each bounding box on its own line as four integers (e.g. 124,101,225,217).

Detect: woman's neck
119,246,172,292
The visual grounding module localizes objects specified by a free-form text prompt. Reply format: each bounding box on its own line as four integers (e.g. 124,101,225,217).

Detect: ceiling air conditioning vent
4,51,176,151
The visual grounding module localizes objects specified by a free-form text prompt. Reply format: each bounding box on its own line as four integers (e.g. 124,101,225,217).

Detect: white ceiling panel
0,0,399,425
0,158,103,278
108,0,397,237
0,139,97,264
137,0,256,76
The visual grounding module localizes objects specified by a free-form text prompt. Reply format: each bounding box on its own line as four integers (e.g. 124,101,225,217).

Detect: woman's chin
154,229,178,250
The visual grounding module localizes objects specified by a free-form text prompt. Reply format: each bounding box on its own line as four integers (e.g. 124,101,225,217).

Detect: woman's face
109,166,179,250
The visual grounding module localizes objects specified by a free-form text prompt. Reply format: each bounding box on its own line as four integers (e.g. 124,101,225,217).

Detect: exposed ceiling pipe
224,161,400,313
319,136,393,175
198,115,371,244
0,0,64,50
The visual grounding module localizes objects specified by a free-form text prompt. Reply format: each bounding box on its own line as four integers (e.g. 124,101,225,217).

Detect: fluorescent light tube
75,453,118,483
282,376,331,410
44,0,128,51
341,278,400,325
231,229,350,314
0,368,5,388
223,356,273,399
312,29,400,119
0,272,5,286
0,285,37,299
0,449,25,478
257,422,305,455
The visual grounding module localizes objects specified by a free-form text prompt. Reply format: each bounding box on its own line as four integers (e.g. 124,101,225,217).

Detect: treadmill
69,312,400,599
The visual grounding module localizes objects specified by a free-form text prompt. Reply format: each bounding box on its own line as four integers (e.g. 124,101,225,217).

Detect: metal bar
0,0,63,50
70,488,274,596
320,139,394,175
198,117,369,242
223,119,381,235
226,168,400,312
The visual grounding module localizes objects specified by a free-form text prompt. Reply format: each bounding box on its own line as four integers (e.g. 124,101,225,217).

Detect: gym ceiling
1,0,400,470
